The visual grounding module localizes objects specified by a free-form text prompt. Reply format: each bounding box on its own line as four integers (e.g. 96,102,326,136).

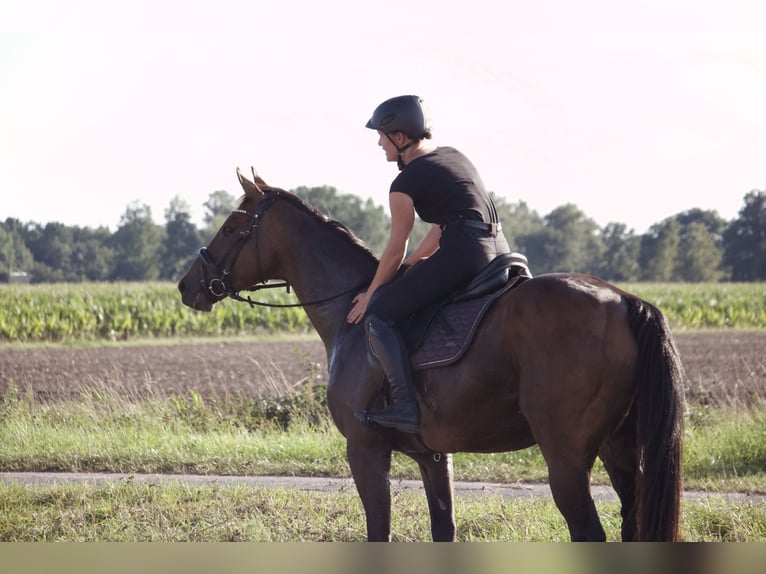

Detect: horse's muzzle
178,277,215,312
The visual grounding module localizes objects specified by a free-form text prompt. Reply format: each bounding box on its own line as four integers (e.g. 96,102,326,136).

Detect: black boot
362,315,419,433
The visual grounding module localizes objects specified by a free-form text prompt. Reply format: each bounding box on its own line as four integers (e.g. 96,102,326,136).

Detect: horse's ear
236,167,267,196
250,167,269,189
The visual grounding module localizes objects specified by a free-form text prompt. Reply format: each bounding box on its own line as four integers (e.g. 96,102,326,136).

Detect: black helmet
365,95,432,140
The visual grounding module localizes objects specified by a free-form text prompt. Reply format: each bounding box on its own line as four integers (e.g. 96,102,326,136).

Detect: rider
346,95,511,433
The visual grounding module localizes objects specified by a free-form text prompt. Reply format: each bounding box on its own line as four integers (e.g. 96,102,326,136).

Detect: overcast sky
2,0,764,234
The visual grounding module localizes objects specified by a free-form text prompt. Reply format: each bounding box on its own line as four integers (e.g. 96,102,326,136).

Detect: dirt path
2,472,763,504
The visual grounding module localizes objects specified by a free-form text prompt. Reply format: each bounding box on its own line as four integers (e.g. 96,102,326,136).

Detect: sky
2,0,764,234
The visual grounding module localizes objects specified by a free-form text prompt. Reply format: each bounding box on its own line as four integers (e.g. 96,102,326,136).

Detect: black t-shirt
390,146,495,225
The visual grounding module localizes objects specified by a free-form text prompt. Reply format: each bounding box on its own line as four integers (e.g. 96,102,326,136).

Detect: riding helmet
365,95,432,140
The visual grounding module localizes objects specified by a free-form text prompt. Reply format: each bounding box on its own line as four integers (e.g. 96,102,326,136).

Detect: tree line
1,187,764,283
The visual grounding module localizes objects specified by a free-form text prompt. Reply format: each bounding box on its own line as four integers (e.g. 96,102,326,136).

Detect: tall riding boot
363,315,419,433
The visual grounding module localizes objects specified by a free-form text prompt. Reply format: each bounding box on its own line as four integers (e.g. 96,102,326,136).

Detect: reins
231,280,367,309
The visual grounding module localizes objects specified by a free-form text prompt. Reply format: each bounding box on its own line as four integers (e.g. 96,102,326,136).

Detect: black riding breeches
366,226,510,324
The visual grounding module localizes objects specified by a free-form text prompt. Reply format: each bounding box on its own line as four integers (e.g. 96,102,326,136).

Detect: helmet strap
386,133,414,171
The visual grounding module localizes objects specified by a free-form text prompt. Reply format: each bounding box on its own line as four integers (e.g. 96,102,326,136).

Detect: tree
639,218,681,281
25,222,75,282
70,228,115,281
350,197,390,256
161,196,202,281
674,208,727,237
723,190,766,281
202,190,238,242
598,222,640,282
639,209,726,282
674,209,726,281
523,204,605,274
110,202,164,280
678,221,724,282
0,221,34,281
293,186,389,254
490,194,544,253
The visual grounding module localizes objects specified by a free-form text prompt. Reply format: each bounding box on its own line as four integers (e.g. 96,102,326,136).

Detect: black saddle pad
405,275,527,370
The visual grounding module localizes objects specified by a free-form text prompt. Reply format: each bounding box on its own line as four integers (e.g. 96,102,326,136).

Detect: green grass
683,408,766,492
0,481,763,542
2,386,765,492
1,383,765,541
0,386,348,477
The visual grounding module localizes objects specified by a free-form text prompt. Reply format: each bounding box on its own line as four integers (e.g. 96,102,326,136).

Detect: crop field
1,281,765,343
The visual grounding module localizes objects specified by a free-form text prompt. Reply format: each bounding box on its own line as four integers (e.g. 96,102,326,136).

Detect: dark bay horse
178,169,685,542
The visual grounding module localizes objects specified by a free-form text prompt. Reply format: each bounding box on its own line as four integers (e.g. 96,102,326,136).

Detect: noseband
196,191,366,309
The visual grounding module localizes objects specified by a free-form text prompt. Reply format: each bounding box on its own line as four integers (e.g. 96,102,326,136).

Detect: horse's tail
625,295,684,542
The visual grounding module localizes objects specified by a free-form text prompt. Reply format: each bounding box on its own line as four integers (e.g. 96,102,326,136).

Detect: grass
0,396,764,542
1,480,764,542
0,386,348,477
683,408,766,492
1,385,765,491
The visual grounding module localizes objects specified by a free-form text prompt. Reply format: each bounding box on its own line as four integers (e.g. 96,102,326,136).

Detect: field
2,333,766,536
1,282,766,541
2,281,765,343
2,331,766,408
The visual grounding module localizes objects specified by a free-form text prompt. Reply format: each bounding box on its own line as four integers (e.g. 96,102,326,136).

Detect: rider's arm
367,191,415,296
346,191,414,324
403,224,441,267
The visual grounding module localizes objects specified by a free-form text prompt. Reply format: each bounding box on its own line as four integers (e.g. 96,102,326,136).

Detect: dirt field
2,332,765,406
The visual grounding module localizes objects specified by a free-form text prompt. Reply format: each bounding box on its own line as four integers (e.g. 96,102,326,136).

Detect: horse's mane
241,186,379,263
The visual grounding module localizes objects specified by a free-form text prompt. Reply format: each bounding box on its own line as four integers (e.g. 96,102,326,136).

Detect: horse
178,169,685,542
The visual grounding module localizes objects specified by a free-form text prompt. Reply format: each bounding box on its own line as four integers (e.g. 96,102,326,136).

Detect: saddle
402,252,532,370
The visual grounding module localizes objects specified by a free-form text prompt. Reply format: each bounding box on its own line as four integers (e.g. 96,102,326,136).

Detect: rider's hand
347,291,370,324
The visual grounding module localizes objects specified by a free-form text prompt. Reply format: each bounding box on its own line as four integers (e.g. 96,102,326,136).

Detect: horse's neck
281,223,376,348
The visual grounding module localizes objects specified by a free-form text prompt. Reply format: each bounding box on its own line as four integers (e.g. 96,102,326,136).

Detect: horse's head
178,168,281,311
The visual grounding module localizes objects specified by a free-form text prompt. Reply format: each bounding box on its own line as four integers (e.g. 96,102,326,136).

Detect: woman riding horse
178,98,684,540
346,95,511,434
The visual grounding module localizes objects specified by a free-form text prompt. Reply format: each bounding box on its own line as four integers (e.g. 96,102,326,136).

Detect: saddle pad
410,277,521,370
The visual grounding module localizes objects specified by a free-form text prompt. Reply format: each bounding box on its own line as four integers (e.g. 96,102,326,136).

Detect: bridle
196,191,366,309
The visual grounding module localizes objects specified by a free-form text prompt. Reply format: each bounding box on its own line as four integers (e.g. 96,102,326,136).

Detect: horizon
0,178,758,235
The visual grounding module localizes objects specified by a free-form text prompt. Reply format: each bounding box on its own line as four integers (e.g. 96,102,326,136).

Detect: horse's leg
545,454,606,542
346,440,393,541
599,418,638,541
410,452,456,541
525,379,608,540
529,399,606,543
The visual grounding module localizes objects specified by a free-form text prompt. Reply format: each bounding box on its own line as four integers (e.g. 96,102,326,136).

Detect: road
2,472,763,504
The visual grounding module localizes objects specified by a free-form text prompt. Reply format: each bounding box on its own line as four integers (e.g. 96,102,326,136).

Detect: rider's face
377,130,402,163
